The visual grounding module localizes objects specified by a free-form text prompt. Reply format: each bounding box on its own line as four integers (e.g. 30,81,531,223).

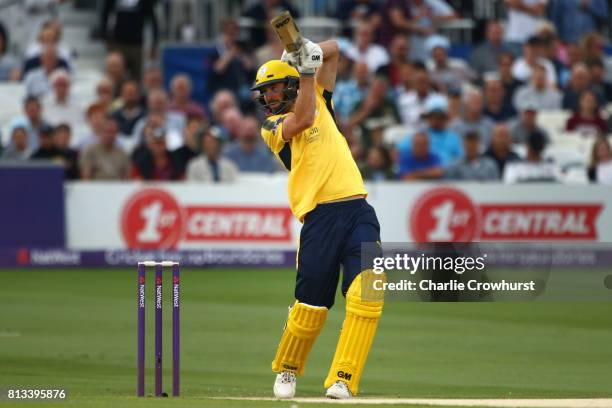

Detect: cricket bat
270,11,303,53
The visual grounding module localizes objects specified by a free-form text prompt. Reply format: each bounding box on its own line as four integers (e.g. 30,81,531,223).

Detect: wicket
137,261,180,397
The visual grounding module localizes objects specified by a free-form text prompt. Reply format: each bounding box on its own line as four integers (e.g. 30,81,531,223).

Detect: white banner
66,180,612,249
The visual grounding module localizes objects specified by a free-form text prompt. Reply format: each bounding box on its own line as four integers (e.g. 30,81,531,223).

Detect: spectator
398,131,444,180
22,27,71,77
536,24,567,83
224,116,278,173
344,23,390,73
209,19,256,108
132,89,186,150
112,80,146,138
173,115,205,176
216,108,241,142
513,64,562,111
379,0,456,48
446,85,463,122
0,23,20,81
587,137,612,184
581,33,612,82
497,52,524,108
586,58,612,102
31,123,79,179
210,90,238,125
30,125,56,159
255,26,285,67
511,36,557,86
1,126,30,160
79,116,130,180
503,0,548,53
335,0,382,38
242,0,300,49
23,1,62,45
51,123,79,179
484,123,521,175
391,61,416,103
445,131,500,180
565,90,608,136
559,44,585,87
360,145,395,181
25,21,72,65
186,126,239,183
345,78,400,151
562,63,605,111
104,51,129,97
131,127,182,180
42,70,86,135
483,75,517,123
398,95,463,165
378,0,425,47
100,0,158,80
336,53,354,83
95,77,116,111
169,74,206,119
450,88,495,148
9,96,49,151
406,0,458,62
376,34,411,88
334,62,371,122
426,35,474,91
140,63,163,105
504,129,559,183
23,46,63,97
78,102,108,150
469,20,512,76
548,0,608,45
509,98,550,144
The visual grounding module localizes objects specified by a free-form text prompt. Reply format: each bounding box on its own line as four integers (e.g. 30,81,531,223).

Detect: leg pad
324,272,383,395
272,302,328,376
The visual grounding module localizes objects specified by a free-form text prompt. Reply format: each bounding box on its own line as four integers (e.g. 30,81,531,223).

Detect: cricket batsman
251,37,383,400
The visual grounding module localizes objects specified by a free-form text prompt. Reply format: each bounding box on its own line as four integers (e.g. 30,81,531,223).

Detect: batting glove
281,49,299,67
297,39,323,75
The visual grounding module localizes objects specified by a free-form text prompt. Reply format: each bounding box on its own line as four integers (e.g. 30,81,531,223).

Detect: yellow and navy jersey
261,82,367,222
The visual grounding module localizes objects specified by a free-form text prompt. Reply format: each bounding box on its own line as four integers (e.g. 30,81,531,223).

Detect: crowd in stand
0,0,611,185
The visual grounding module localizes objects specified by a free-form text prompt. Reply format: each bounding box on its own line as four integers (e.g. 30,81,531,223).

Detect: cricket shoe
325,380,352,399
273,371,296,399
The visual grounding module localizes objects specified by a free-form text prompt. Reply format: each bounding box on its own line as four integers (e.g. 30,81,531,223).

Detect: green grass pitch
0,268,611,408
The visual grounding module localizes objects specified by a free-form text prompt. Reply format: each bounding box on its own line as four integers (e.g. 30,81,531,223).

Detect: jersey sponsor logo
410,187,602,242
271,117,283,135
121,188,293,248
306,126,319,143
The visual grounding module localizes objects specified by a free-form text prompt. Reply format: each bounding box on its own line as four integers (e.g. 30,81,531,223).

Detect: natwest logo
410,187,602,242
121,188,293,249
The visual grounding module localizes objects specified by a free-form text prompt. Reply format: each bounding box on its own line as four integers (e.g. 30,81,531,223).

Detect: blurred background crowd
0,0,611,184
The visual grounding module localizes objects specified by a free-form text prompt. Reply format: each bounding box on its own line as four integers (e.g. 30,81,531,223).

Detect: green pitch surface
0,268,611,408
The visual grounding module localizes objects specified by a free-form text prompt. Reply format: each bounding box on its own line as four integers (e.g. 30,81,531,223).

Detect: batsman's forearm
294,75,316,127
318,40,339,62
